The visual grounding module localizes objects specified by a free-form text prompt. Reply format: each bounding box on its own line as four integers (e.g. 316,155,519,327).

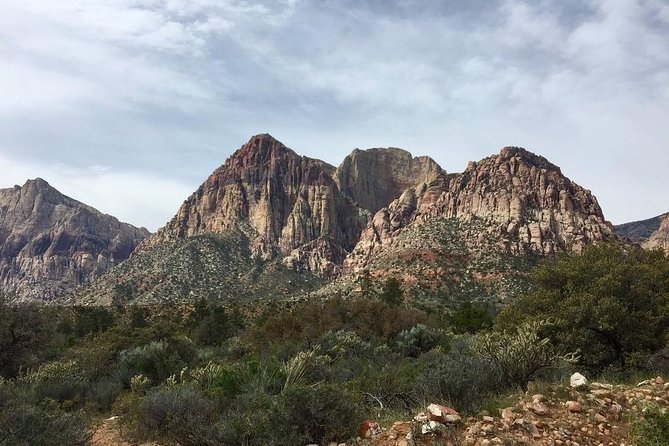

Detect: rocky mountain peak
0,180,149,302
145,135,366,276
497,146,561,173
345,145,616,275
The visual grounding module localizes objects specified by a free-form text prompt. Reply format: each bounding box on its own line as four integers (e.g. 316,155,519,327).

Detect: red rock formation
345,146,616,272
143,134,369,276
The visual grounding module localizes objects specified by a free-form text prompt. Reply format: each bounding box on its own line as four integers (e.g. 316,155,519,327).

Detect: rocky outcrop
334,148,444,213
143,134,369,276
615,212,669,251
643,214,669,251
345,147,616,272
362,376,669,446
0,179,149,302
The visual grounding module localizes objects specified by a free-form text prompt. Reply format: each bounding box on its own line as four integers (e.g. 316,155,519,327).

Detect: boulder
570,372,589,388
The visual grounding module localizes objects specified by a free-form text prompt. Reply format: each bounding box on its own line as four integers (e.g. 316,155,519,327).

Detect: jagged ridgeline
74,134,616,305
0,179,149,302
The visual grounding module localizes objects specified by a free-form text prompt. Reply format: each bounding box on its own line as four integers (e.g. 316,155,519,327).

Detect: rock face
334,148,444,214
143,134,369,276
615,212,669,251
644,214,669,251
345,147,616,272
0,179,149,302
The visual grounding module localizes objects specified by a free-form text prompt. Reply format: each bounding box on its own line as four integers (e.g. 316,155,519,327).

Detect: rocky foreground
357,375,668,446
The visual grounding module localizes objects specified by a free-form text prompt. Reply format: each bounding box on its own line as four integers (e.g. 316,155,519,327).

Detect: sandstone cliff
143,134,369,276
334,148,444,213
345,147,616,273
0,179,149,302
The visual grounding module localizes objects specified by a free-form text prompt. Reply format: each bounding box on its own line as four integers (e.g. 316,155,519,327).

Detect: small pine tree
381,277,403,305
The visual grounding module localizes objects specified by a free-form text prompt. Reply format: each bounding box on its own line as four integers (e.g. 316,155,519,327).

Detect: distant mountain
76,135,617,305
0,179,149,302
615,213,669,251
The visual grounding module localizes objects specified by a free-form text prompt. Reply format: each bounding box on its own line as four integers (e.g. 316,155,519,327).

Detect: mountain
615,212,669,251
0,178,149,302
334,147,444,214
76,136,616,305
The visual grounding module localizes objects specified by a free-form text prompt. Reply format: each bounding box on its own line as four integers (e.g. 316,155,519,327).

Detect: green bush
119,339,195,385
475,320,576,388
414,337,500,411
497,244,669,374
0,401,90,446
135,386,216,445
634,405,669,446
278,383,362,444
395,324,448,358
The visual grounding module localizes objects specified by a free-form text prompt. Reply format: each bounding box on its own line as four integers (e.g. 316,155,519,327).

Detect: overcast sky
1,0,668,231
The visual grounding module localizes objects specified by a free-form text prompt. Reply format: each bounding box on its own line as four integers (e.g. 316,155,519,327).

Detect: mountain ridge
0,178,149,302
73,134,619,305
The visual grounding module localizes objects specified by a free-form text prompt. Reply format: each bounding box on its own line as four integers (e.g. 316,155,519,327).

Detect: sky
1,0,668,231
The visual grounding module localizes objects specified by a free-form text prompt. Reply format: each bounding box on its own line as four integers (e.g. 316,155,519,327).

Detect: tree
496,244,669,373
380,278,403,306
450,301,493,334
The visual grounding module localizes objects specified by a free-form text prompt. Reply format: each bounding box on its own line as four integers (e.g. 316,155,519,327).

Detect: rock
529,402,550,416
532,394,546,403
655,376,665,385
358,420,382,438
501,407,516,423
427,403,461,423
0,178,149,302
413,412,429,423
616,212,669,252
567,401,583,413
334,147,443,214
345,146,616,275
594,413,607,423
571,372,589,388
421,420,443,434
145,134,368,278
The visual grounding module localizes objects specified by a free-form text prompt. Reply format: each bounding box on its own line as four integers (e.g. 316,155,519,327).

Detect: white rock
570,372,588,388
421,421,443,435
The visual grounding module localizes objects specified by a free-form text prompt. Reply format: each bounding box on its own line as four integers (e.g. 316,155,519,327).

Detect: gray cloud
1,0,668,230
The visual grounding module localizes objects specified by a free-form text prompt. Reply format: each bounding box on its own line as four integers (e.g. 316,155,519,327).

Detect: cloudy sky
2,0,668,231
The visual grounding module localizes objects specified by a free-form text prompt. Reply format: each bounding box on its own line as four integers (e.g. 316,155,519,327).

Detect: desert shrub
18,361,87,405
215,390,279,446
414,336,500,411
119,339,195,385
277,383,362,444
475,320,576,388
0,401,90,446
247,298,433,350
72,306,115,337
133,386,216,445
395,324,448,358
633,405,669,446
88,377,123,411
320,330,372,359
